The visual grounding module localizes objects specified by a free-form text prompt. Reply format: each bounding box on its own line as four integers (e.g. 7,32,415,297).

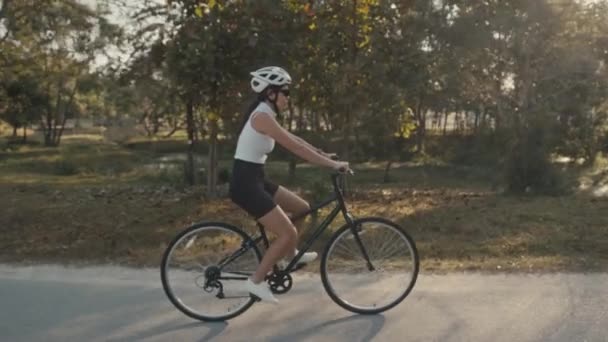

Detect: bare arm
251,112,342,169
285,131,338,159
286,131,331,156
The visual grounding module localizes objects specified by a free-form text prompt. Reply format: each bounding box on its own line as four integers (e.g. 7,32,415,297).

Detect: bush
422,133,502,167
504,124,565,195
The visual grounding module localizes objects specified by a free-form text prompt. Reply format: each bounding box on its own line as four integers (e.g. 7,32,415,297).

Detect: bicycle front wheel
161,222,261,321
321,217,419,314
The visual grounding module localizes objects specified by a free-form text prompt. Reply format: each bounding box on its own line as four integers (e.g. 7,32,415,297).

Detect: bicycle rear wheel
161,222,261,321
320,217,419,314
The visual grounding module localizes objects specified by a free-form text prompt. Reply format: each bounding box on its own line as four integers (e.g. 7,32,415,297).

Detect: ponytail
238,87,281,135
239,94,264,135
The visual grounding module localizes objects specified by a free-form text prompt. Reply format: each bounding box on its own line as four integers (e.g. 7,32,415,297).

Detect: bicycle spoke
335,239,361,261
322,218,419,314
161,223,260,321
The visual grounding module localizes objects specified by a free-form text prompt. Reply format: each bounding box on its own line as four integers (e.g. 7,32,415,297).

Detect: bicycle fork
344,213,376,271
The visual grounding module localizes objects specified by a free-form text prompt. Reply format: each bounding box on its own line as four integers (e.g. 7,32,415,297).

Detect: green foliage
425,134,500,167
2,0,608,194
0,75,49,135
0,0,123,146
504,118,565,195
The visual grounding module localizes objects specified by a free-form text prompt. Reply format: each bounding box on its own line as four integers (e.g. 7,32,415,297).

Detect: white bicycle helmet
250,66,292,93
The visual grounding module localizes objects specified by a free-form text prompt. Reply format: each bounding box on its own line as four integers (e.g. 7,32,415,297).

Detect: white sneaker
245,278,279,304
278,249,318,270
298,250,318,263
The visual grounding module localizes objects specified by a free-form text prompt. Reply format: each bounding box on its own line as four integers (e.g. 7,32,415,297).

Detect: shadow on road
106,320,227,342
268,314,386,342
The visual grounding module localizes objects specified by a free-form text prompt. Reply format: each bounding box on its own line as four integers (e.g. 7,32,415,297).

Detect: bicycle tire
160,221,261,321
320,217,419,314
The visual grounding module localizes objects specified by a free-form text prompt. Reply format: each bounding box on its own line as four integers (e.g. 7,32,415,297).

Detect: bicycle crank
268,273,293,294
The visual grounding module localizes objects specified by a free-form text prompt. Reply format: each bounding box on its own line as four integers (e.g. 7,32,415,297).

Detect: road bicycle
161,171,419,321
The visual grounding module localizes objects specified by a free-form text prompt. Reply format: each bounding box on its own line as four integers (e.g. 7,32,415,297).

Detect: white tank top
234,101,276,164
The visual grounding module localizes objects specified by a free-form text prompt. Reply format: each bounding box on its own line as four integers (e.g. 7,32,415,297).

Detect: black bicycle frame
217,172,373,280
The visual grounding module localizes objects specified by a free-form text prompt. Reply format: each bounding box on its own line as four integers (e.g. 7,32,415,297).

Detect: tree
1,0,122,146
0,75,48,142
115,0,608,194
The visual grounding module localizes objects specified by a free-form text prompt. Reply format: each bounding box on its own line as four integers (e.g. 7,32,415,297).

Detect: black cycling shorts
229,159,279,219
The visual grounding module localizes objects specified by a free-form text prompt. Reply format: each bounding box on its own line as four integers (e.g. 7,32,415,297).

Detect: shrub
504,123,565,195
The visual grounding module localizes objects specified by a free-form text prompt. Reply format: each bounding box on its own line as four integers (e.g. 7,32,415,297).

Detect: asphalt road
1,265,606,342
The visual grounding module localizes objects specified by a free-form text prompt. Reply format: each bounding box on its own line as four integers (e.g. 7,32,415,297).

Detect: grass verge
1,134,607,273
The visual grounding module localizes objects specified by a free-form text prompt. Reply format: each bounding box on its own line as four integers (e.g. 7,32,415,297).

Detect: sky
78,0,165,70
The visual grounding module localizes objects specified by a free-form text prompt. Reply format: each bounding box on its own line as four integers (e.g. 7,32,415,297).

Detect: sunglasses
279,89,290,97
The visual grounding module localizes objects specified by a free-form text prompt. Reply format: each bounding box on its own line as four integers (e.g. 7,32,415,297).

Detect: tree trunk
341,0,359,165
43,108,53,146
483,107,489,132
288,100,297,184
322,112,331,131
433,110,440,130
414,97,426,153
152,111,160,135
207,118,218,198
383,160,393,183
54,116,67,146
185,97,196,185
342,111,352,161
299,107,306,132
495,81,503,132
443,110,449,135
476,105,486,135
164,121,180,138
48,78,63,146
12,126,17,137
22,125,27,143
141,111,152,136
53,82,78,146
474,109,480,133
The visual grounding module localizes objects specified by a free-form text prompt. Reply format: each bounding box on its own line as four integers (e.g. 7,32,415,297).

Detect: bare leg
273,186,310,259
251,205,297,283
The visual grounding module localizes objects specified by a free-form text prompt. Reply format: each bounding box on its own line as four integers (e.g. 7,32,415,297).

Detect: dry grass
348,188,608,273
2,134,608,273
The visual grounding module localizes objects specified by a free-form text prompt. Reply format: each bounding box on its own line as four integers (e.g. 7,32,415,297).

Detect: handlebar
336,168,354,175
331,168,354,184
328,154,354,175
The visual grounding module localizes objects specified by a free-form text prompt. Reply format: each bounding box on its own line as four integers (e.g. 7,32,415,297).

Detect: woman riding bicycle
229,66,350,303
